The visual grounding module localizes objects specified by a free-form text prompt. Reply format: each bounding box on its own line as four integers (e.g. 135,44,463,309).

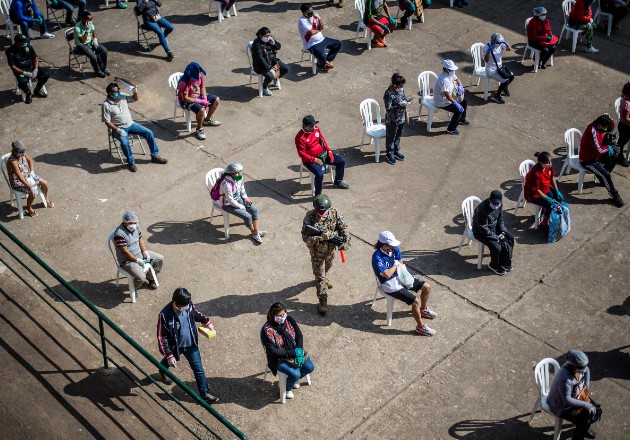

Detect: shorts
384,278,424,305
180,93,218,114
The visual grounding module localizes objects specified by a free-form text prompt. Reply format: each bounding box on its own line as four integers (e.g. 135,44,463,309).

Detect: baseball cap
302,115,319,126
378,231,401,247
490,190,503,203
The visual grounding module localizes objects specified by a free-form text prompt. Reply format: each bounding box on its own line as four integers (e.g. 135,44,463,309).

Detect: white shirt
298,15,324,49
483,43,505,74
433,72,457,108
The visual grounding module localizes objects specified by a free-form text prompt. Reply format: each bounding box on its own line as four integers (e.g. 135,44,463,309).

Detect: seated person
49,0,86,26
524,151,564,226
212,162,267,243
433,59,469,136
74,11,108,77
9,0,55,39
136,0,174,61
6,33,50,104
251,27,288,97
483,33,513,104
371,231,437,336
527,7,558,70
600,0,628,31
113,211,163,289
568,0,599,53
397,0,422,29
177,62,220,140
472,190,514,276
298,4,341,72
365,0,395,48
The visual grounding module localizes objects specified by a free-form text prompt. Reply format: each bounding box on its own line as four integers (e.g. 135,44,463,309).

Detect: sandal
26,209,38,217
47,201,55,208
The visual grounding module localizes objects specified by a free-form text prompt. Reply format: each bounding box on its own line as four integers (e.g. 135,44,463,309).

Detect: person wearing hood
177,62,221,141
547,349,601,440
483,33,513,104
102,82,168,172
472,190,514,276
527,7,558,70
251,27,288,97
433,59,469,136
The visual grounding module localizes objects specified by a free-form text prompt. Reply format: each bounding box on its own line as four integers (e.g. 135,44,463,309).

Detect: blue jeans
304,153,345,195
385,121,404,155
308,37,341,68
143,17,174,54
51,0,86,22
113,122,159,164
160,345,208,396
276,358,315,391
19,16,48,39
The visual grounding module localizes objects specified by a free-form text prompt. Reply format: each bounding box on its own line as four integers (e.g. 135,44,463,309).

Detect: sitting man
568,0,599,53
433,59,469,136
49,0,86,26
113,211,163,290
251,27,288,97
5,34,49,104
298,3,341,72
365,0,395,48
136,0,174,61
472,190,514,276
177,62,221,141
601,0,628,31
295,115,349,195
9,0,55,39
74,11,108,77
102,82,168,172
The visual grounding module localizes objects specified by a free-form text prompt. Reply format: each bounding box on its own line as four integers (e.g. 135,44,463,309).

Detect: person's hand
196,98,209,107
86,21,94,29
35,16,43,24
32,69,38,78
545,196,555,205
314,158,323,165
117,128,127,137
588,405,596,415
547,34,553,41
454,101,464,113
388,16,397,26
23,71,33,78
498,232,505,241
554,188,564,201
205,321,215,331
328,236,345,246
502,41,511,48
379,23,390,33
91,37,98,48
457,82,464,95
295,348,305,368
608,146,615,156
167,357,177,368
272,64,280,72
143,251,150,259
136,258,146,267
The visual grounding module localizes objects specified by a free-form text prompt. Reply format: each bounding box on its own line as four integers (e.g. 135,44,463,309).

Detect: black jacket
472,199,507,241
260,316,303,375
157,301,211,361
251,37,282,75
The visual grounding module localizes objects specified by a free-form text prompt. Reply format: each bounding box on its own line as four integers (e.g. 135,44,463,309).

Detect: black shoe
201,394,220,404
491,93,505,104
96,71,107,78
501,265,512,272
502,87,510,97
394,152,406,161
488,263,506,276
539,63,546,69
160,373,173,385
385,154,396,165
148,281,158,290
612,194,625,207
585,429,596,439
128,163,138,172
104,69,111,76
617,155,629,167
151,155,168,164
166,51,174,61
333,181,349,189
24,92,32,104
459,119,471,126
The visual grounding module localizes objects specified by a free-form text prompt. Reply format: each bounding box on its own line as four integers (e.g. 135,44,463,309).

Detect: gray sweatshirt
547,363,592,416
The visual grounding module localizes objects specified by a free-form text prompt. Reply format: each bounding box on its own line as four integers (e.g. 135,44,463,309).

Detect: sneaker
205,118,221,127
421,307,438,319
372,40,385,48
285,390,294,399
96,71,107,78
501,266,513,272
491,93,505,104
292,383,301,389
325,61,334,69
33,87,47,98
252,232,263,243
379,38,388,47
258,231,268,238
446,129,460,135
333,181,350,189
538,63,546,70
263,87,272,96
148,281,158,290
416,324,436,336
166,51,174,61
24,92,32,104
128,163,137,172
160,373,173,385
385,154,396,165
586,46,599,54
103,69,111,76
116,1,128,8
585,429,596,439
41,32,55,39
151,155,168,164
618,155,630,167
318,65,331,71
488,263,506,276
201,393,220,404
196,127,206,140
612,194,625,208
394,152,406,161
460,119,471,126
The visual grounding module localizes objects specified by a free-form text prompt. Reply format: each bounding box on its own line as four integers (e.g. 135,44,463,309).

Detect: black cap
302,115,318,126
14,34,27,43
490,190,502,203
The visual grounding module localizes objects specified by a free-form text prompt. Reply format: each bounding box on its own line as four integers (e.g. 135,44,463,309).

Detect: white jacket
214,175,248,209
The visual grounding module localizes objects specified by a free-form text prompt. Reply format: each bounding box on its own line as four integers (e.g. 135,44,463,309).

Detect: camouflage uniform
301,208,350,311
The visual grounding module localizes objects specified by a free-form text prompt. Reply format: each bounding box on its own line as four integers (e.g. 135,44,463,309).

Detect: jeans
143,17,174,54
528,41,557,65
308,37,341,68
304,153,345,195
15,68,50,93
385,121,404,155
221,198,259,228
474,231,514,268
276,358,315,391
441,99,468,131
51,0,86,22
113,122,160,164
581,150,619,198
530,190,562,214
558,407,592,440
160,345,208,396
260,60,289,87
19,15,48,39
76,43,108,73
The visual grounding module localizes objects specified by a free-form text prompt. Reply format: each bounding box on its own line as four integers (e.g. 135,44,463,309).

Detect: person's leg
303,161,325,195
158,17,174,39
36,178,51,205
410,298,424,327
54,0,74,23
581,23,595,48
323,37,341,63
617,123,630,165
222,204,253,230
127,122,160,157
36,14,49,34
385,121,397,156
498,232,514,269
245,204,260,234
330,153,345,184
146,250,164,275
205,95,220,120
276,360,301,391
277,59,289,78
323,251,334,280
442,102,464,131
299,357,315,378
583,160,618,198
76,44,100,73
25,191,35,214
310,253,328,311
95,43,108,71
308,41,328,68
74,0,86,14
393,122,404,154
144,19,169,53
558,407,592,440
113,128,135,163
34,67,50,90
261,70,275,88
16,75,31,94
182,346,209,396
122,260,148,286
476,235,501,267
19,22,31,40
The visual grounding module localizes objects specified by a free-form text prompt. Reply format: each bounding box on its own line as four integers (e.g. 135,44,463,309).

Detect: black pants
385,121,404,155
474,231,514,268
581,149,619,198
441,99,467,131
558,407,592,440
496,73,514,96
601,2,629,28
528,40,557,66
260,60,289,88
400,9,414,27
618,122,630,158
76,43,108,73
15,68,50,93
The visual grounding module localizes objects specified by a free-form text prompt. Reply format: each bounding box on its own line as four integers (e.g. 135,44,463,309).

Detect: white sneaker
421,307,438,319
416,324,436,336
292,383,300,389
258,230,268,238
196,128,206,140
285,390,294,399
205,118,221,127
252,232,263,243
41,32,55,39
586,46,599,53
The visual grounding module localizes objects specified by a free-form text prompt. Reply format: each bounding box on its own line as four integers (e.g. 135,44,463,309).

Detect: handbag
396,263,415,289
489,44,512,80
151,13,162,22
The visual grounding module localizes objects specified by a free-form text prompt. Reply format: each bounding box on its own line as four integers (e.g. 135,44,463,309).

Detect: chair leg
553,416,562,440
305,374,311,386
222,212,230,238
528,397,541,424
258,75,264,98
457,231,467,253
533,51,539,73
549,54,554,67
372,286,379,306
477,242,484,269
578,170,585,194
374,138,381,163
367,29,372,50
278,372,287,403
126,274,137,303
16,195,24,219
534,205,541,229
483,77,489,101
427,108,434,132
571,32,578,53
210,204,215,224
386,295,394,326
311,54,317,75
185,109,192,133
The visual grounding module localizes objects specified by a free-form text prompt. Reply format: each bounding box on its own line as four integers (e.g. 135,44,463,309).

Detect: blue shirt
372,246,403,284
175,309,193,348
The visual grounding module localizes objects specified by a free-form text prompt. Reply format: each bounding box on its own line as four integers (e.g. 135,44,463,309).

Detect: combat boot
317,295,328,315
326,280,333,289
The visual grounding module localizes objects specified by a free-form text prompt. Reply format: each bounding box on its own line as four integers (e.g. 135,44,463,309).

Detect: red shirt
294,126,331,163
527,17,557,46
525,164,555,201
569,0,592,25
579,122,611,162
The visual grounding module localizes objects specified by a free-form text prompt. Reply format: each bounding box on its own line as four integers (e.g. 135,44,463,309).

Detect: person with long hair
383,72,411,165
251,27,288,97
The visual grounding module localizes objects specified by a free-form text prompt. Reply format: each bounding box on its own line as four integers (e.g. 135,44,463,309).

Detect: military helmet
313,194,331,210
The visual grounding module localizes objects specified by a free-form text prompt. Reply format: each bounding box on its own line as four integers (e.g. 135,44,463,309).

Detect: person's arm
138,236,148,255
315,14,324,31
117,245,140,262
269,37,281,52
7,160,32,190
199,75,207,100
252,41,272,72
239,181,249,202
300,17,321,37
475,207,500,240
24,153,35,175
191,303,212,326
222,180,245,209
558,374,592,411
261,326,295,358
483,45,491,63
497,209,507,234
136,0,148,12
16,0,36,22
380,265,397,279
157,312,174,358
295,134,319,164
317,128,331,152
591,126,608,154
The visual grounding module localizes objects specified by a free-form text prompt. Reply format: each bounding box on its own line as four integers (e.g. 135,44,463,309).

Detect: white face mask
490,202,502,210
542,163,552,169
261,36,270,43
274,314,287,325
127,223,138,232
177,304,190,311
397,88,404,94
448,70,456,78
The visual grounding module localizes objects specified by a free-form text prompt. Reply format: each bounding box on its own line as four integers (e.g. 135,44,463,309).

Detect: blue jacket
10,0,42,23
157,302,211,361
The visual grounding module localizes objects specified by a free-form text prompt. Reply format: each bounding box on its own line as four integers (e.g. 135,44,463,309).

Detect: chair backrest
470,42,485,70
533,358,560,397
519,159,536,179
1,152,12,188
461,196,482,231
355,0,365,24
205,168,226,190
562,0,575,23
614,97,621,121
244,41,254,69
417,71,438,98
525,17,532,32
168,72,183,92
359,98,382,130
64,28,75,49
106,230,119,267
564,128,583,159
0,0,11,20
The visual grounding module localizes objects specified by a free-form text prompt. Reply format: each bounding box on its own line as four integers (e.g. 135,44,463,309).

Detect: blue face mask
112,92,121,101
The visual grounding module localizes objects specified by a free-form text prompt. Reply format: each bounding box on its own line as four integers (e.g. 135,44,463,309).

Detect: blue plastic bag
548,202,570,244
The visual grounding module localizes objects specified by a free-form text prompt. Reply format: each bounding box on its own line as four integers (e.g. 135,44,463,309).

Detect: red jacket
527,17,555,45
294,126,331,163
569,0,592,25
525,164,555,201
579,122,612,162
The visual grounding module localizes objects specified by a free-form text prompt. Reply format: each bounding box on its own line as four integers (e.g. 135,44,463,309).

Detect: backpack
209,174,234,207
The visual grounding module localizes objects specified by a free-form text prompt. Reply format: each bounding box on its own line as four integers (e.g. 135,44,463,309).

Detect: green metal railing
0,224,247,440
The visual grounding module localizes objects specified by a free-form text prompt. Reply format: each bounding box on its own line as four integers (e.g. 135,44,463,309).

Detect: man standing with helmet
301,194,350,315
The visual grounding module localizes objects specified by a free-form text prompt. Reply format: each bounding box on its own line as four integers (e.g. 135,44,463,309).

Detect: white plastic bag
396,262,415,289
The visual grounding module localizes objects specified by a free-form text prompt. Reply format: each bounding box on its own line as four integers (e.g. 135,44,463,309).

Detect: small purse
151,13,162,22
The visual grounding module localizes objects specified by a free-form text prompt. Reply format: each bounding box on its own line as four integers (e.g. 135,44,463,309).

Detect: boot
326,279,333,289
317,295,328,315
617,153,629,167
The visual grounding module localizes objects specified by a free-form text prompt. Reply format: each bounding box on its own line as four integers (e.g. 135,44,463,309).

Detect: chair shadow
498,178,522,204
584,345,630,382
202,84,259,103
0,89,24,109
45,278,134,309
607,296,630,316
146,218,246,246
403,247,496,280
104,40,165,60
236,0,327,14
0,197,51,222
34,149,128,174
156,13,213,27
448,412,558,439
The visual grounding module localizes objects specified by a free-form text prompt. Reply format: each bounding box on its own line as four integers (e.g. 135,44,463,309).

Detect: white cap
378,231,400,247
442,59,458,71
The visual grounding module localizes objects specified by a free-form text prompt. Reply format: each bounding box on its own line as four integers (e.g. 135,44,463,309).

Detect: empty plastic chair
0,0,21,42
354,0,372,50
522,18,554,73
529,358,562,440
371,278,395,326
1,153,48,219
470,42,489,101
457,196,485,269
559,0,582,53
205,168,232,238
514,159,542,229
359,98,387,163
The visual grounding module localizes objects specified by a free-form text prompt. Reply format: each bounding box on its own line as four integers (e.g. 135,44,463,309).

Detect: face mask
494,43,502,49
233,174,243,181
112,92,121,101
17,152,25,157
396,88,404,94
490,202,502,210
127,223,138,231
542,163,552,169
274,314,287,325
303,125,314,133
538,15,546,20
448,70,456,78
86,20,93,27
306,10,314,17
261,36,270,43
177,304,190,311
315,209,329,217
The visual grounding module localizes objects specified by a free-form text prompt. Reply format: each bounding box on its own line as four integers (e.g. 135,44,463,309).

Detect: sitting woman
371,231,438,336
6,140,53,217
568,0,599,53
524,151,564,226
261,302,314,400
251,27,288,97
483,33,513,104
177,62,221,141
365,0,395,48
136,0,174,61
527,6,558,70
214,162,267,243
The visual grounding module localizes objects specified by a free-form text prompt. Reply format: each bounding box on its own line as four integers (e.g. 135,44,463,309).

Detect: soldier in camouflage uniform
301,194,350,315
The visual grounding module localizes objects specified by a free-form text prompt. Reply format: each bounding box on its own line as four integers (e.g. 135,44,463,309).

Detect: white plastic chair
0,0,21,42
299,28,320,75
371,278,395,326
470,42,489,101
299,162,335,196
418,71,447,132
354,0,372,51
558,128,594,194
395,3,424,30
359,98,386,163
107,230,158,304
245,41,281,98
613,97,621,137
205,168,231,238
209,0,237,22
168,72,193,133
457,196,485,270
1,153,48,219
529,358,562,440
559,0,582,53
514,159,542,229
593,0,613,37
449,0,454,6
522,18,554,73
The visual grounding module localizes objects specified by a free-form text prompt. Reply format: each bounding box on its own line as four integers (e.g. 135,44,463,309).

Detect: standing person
9,0,55,39
251,27,288,97
102,82,168,172
113,211,164,289
472,190,515,276
5,140,53,217
524,151,565,226
600,0,628,31
136,0,174,61
483,33,513,104
261,302,315,400
301,194,350,315
527,7,558,70
157,288,220,404
298,3,341,72
568,0,599,53
365,0,396,48
74,11,108,77
433,59,469,136
383,72,411,165
579,114,623,207
371,231,438,336
617,82,630,167
294,115,349,195
177,62,221,141
5,33,50,104
547,350,601,440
